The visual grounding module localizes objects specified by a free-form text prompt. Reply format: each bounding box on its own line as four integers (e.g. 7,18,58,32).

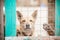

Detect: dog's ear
32,10,37,19
17,11,23,19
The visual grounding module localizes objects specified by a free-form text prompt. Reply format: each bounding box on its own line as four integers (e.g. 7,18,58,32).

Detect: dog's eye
22,20,25,22
30,20,33,22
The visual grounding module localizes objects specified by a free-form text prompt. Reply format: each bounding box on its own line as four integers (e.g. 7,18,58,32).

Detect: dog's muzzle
26,24,30,29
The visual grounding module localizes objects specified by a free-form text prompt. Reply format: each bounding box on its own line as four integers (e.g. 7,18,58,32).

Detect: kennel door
5,0,16,36
55,0,60,36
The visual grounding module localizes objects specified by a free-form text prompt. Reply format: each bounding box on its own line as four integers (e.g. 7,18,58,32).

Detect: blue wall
55,0,60,36
5,0,16,36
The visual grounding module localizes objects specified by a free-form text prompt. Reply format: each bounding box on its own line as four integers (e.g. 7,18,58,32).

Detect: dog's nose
26,24,30,29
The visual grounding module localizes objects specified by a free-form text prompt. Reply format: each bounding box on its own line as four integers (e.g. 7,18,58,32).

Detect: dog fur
43,24,55,36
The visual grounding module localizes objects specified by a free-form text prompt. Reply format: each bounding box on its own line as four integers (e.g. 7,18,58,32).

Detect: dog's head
17,10,37,36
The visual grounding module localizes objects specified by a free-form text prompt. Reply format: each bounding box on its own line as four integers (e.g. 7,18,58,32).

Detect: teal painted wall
5,0,16,36
55,0,60,36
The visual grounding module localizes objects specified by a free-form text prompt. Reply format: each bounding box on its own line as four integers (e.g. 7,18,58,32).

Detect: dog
16,10,37,36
